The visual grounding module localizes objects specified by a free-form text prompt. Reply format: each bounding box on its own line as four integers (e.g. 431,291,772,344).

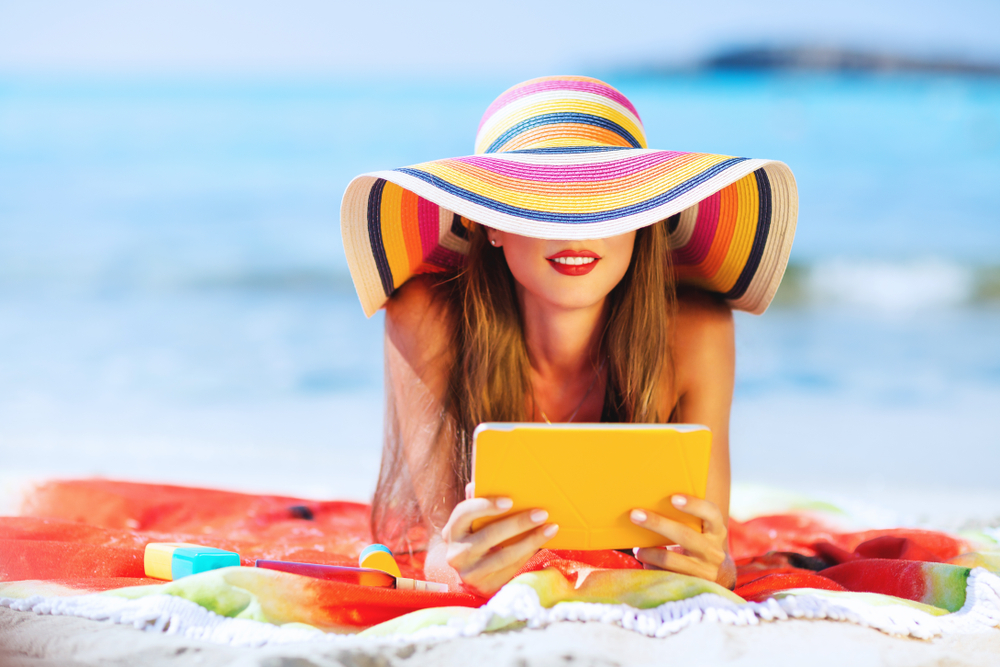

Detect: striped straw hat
341,75,798,316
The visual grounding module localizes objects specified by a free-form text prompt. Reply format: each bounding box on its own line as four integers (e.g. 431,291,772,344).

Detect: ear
486,229,503,247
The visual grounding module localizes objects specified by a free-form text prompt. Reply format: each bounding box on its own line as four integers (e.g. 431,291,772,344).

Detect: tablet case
471,423,712,550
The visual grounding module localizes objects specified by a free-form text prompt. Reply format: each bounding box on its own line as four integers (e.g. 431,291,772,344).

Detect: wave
183,269,357,293
774,259,1000,310
1,259,998,310
0,268,359,296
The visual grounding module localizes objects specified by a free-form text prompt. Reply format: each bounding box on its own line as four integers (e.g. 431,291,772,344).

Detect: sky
1,0,998,77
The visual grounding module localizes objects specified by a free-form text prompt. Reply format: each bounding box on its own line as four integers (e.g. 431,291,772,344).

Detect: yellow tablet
471,423,712,550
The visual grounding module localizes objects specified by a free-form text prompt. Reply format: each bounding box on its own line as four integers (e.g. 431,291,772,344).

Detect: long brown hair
371,221,677,551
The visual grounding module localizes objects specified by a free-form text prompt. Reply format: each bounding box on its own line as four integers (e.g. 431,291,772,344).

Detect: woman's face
488,229,637,311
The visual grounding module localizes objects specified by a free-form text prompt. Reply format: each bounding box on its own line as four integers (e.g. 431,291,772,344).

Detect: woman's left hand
630,494,736,589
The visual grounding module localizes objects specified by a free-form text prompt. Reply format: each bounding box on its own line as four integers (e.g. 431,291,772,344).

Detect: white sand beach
3,481,999,666
2,473,999,666
4,604,1000,667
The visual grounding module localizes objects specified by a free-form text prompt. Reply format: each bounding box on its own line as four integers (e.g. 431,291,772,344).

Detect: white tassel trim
0,593,334,647
3,568,999,646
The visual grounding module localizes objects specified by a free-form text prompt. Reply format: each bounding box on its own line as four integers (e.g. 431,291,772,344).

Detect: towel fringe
3,568,999,646
413,568,1000,642
0,594,336,647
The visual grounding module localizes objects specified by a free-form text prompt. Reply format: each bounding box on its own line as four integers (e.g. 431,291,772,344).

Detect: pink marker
254,560,448,592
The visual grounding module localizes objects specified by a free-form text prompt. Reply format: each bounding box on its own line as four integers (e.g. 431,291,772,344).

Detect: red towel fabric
0,479,975,627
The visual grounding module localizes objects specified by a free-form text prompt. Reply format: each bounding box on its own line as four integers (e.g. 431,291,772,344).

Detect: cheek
604,251,634,286
602,234,637,285
503,246,549,291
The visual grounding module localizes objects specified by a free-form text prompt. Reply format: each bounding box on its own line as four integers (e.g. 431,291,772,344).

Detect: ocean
1,73,998,519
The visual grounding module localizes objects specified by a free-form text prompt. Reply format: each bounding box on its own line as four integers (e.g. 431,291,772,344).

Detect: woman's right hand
440,483,558,596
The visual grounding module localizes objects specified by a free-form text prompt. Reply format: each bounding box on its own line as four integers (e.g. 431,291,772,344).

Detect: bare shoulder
672,288,735,396
674,288,734,343
384,275,455,377
385,275,450,332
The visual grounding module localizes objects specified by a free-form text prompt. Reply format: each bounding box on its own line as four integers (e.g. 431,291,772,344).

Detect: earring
490,239,497,246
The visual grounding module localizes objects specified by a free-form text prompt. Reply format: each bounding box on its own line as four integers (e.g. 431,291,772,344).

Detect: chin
508,259,626,312
539,282,615,311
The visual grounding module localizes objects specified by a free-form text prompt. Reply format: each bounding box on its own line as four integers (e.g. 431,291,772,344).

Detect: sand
3,481,998,666
3,606,1000,667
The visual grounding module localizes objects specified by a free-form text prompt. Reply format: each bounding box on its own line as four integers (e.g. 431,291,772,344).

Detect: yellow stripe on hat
340,76,798,318
475,88,645,150
675,183,737,290
476,98,646,154
713,173,760,293
379,182,411,290
414,155,733,214
400,189,423,273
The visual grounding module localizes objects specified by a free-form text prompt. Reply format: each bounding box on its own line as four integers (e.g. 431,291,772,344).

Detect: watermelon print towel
2,479,999,645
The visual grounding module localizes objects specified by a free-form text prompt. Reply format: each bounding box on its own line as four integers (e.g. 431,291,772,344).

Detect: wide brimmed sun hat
341,75,798,317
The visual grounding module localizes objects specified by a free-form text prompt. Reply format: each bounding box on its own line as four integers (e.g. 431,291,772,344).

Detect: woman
339,76,798,597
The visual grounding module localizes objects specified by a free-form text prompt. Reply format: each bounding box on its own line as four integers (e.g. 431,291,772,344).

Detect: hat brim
341,147,797,317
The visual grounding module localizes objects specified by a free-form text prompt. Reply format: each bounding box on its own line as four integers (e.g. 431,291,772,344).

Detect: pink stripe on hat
478,77,643,134
449,151,686,183
416,197,440,260
673,191,721,267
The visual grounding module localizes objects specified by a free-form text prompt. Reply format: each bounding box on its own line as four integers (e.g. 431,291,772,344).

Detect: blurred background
1,0,998,525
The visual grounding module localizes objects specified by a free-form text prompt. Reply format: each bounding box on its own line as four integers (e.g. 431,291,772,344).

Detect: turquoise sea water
0,73,998,503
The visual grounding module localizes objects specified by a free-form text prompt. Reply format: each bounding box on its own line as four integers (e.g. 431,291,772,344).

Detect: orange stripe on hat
498,124,638,152
340,75,798,317
418,154,726,212
379,182,410,289
433,153,708,198
713,174,760,293
681,182,739,287
400,189,423,273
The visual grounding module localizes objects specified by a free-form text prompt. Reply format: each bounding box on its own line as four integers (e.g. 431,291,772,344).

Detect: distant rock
702,46,1000,76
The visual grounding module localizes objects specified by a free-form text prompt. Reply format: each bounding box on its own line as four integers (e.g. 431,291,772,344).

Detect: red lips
546,249,601,276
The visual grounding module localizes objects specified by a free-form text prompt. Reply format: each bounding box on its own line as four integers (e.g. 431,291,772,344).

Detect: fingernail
544,524,559,538
630,509,647,523
496,498,513,510
672,495,687,508
530,509,548,524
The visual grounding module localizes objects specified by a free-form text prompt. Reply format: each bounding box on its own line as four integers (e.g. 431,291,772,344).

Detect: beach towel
2,480,999,645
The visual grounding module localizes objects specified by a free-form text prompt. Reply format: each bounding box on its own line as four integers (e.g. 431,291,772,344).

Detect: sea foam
802,258,978,310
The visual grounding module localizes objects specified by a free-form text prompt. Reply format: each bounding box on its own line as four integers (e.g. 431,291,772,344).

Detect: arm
384,277,458,531
631,290,737,588
673,289,734,526
384,278,557,595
